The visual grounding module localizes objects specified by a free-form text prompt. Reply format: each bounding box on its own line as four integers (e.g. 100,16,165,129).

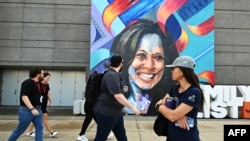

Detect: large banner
90,0,214,115
200,85,250,119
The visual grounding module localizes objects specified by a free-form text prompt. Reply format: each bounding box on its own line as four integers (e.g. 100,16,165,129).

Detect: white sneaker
77,135,88,141
26,131,35,137
107,132,114,139
49,131,58,137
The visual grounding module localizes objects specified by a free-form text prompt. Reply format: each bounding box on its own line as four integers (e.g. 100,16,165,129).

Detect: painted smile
139,73,155,81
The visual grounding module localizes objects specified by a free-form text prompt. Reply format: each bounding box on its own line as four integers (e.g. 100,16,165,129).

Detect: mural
90,0,214,115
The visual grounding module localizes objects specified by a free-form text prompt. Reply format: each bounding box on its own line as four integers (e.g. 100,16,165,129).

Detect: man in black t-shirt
93,55,140,141
8,67,44,141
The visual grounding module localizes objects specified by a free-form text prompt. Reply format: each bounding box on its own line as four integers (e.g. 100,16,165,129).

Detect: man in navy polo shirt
93,55,140,141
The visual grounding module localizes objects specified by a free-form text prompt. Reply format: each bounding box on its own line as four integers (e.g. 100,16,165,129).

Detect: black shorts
41,103,48,113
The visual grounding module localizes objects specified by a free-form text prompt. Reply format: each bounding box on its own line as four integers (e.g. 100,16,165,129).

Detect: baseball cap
165,56,195,69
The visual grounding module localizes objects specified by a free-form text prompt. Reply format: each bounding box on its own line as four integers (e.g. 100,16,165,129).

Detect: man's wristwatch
155,103,163,111
30,107,35,111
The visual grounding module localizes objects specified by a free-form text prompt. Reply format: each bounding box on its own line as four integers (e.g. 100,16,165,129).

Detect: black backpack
84,70,107,104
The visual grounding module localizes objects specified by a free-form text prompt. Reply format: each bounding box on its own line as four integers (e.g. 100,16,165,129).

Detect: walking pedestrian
25,72,58,137
93,55,140,141
77,71,113,141
8,67,44,141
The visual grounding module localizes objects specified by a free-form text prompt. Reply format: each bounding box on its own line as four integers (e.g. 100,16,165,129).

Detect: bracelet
30,107,35,111
155,103,163,111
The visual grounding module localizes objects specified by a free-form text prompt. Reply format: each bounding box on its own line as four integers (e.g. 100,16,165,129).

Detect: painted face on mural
128,33,164,90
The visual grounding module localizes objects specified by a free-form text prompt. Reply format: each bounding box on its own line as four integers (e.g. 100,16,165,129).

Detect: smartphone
175,117,194,128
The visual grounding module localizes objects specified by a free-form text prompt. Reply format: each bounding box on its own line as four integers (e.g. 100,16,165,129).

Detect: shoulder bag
153,113,168,136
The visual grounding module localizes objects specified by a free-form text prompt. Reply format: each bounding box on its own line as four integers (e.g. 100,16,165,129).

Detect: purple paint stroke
91,4,113,53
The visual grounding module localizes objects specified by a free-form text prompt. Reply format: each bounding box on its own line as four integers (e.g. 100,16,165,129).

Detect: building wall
0,0,91,106
215,0,250,84
0,0,250,106
1,68,86,106
0,0,90,68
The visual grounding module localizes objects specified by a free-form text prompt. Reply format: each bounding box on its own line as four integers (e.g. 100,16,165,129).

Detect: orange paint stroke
102,0,138,33
198,70,215,86
175,28,188,52
187,16,214,36
157,0,188,34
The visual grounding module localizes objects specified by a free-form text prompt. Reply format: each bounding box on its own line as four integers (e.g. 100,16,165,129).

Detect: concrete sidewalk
0,114,249,141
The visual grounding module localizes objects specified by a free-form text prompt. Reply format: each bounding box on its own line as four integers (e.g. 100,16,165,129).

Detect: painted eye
154,55,164,61
136,53,146,59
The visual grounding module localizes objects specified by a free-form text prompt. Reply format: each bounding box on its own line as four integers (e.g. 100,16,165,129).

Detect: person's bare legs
43,113,52,132
28,123,34,131
43,113,58,137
